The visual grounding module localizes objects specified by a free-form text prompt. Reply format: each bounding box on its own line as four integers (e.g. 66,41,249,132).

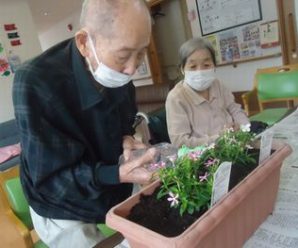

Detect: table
244,108,298,248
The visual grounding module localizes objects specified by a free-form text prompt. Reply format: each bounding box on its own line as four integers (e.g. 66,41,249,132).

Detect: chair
0,166,47,248
0,167,121,248
134,108,170,145
242,64,298,125
135,82,174,113
0,119,20,171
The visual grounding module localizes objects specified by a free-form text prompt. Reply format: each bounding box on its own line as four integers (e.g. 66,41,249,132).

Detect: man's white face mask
184,69,216,91
86,34,132,88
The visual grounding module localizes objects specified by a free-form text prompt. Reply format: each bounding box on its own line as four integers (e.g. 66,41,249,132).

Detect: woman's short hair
179,38,216,68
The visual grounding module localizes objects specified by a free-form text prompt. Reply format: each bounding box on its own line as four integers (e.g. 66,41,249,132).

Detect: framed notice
132,54,153,86
260,20,279,48
132,54,152,81
196,0,262,36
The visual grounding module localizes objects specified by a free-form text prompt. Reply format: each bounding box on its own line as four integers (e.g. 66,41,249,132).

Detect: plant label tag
211,161,232,206
259,131,273,164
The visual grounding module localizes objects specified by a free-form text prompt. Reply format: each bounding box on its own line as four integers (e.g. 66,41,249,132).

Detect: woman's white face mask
184,69,216,91
86,34,132,88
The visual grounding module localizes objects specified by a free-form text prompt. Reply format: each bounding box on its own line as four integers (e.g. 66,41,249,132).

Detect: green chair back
249,108,291,126
33,240,49,248
5,177,33,229
97,223,117,237
5,176,116,245
257,71,298,101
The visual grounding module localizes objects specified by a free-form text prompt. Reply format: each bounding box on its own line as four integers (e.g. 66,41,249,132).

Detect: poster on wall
238,23,262,58
204,34,221,64
260,20,279,48
218,30,240,63
7,50,22,73
4,23,22,47
0,40,11,77
216,23,262,63
196,0,262,36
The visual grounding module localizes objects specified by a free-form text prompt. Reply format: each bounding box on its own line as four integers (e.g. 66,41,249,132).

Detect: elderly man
13,0,154,247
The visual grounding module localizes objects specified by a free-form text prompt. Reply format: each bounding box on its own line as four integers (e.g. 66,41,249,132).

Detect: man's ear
75,30,89,57
180,66,185,76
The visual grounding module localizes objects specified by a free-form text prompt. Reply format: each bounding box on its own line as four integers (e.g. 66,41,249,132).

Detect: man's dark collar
71,39,105,110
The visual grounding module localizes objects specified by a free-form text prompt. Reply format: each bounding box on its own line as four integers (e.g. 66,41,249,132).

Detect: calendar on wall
196,0,262,36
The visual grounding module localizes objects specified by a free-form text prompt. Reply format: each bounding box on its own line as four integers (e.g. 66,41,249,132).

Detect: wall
153,0,189,81
39,9,154,86
38,10,80,51
186,0,283,92
296,0,298,30
0,0,42,123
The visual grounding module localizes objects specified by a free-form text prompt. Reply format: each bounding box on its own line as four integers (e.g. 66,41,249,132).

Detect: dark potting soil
128,149,262,237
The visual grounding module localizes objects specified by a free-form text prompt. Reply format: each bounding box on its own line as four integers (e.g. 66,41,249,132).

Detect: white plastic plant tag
259,131,273,164
211,161,232,206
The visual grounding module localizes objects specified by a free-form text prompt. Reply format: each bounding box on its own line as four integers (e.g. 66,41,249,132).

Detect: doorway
277,0,298,64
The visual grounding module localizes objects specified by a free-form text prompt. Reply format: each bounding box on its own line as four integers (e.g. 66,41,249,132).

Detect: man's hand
119,148,157,185
122,135,147,161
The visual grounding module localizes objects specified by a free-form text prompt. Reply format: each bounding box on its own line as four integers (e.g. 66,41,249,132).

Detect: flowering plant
157,125,256,216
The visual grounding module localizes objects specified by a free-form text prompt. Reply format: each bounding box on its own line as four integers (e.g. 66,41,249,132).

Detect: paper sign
259,131,273,164
211,161,232,206
4,24,17,31
260,21,279,48
10,40,22,46
7,32,20,39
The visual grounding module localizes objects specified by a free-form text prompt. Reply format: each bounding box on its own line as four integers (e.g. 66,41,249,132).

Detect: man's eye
137,51,146,60
118,56,129,62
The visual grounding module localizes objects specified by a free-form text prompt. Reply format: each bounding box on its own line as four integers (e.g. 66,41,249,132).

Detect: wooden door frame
276,0,289,65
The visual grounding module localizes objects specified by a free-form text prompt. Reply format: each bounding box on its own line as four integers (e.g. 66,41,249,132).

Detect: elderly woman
166,38,249,148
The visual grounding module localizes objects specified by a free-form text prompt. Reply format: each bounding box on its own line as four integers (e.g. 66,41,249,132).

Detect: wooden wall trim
276,0,289,65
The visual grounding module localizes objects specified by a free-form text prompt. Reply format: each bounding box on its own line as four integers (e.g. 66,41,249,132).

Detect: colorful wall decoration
0,40,11,77
4,23,22,47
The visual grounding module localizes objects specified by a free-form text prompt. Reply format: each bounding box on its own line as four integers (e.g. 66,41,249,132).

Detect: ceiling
26,0,83,33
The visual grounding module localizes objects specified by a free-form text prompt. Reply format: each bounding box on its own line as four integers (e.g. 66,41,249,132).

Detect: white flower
167,192,179,207
240,123,251,132
207,143,215,150
246,144,254,149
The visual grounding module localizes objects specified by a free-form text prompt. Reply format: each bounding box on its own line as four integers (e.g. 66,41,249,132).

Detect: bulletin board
196,0,262,36
202,20,280,66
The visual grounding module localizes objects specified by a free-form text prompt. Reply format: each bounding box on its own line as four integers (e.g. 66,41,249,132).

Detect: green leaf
3,70,11,76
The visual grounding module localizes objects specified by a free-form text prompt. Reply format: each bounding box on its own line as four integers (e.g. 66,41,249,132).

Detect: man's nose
197,65,205,71
122,58,139,76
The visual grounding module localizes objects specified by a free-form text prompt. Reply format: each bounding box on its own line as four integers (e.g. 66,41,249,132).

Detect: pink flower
159,161,166,168
148,161,166,171
167,192,179,207
205,158,220,167
188,150,203,161
199,172,209,182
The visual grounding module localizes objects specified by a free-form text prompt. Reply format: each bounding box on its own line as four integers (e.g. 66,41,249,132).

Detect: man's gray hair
80,0,149,38
179,38,216,68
